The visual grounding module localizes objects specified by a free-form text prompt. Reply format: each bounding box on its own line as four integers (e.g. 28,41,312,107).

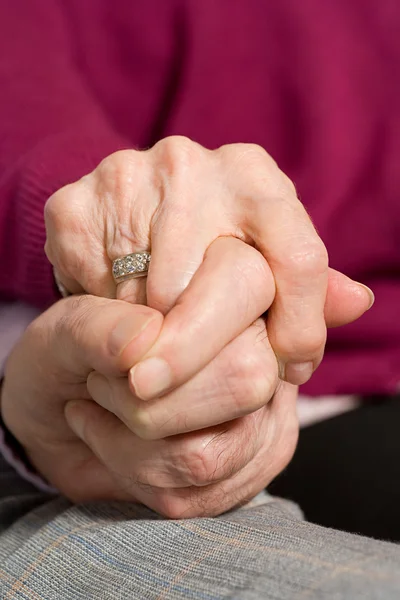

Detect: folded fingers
87,317,278,440
129,237,275,402
64,398,267,491
65,381,298,517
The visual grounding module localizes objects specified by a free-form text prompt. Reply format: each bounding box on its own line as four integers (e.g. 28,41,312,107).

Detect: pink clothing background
0,0,399,396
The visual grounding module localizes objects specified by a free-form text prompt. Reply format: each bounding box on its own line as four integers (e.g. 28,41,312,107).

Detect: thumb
53,296,164,377
325,268,374,328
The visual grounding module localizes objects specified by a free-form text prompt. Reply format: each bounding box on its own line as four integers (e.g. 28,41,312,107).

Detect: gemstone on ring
112,252,151,283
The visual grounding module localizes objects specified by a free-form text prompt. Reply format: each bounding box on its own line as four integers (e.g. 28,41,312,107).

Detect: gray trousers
1,455,400,599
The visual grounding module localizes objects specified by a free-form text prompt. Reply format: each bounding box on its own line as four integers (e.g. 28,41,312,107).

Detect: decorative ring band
112,252,151,284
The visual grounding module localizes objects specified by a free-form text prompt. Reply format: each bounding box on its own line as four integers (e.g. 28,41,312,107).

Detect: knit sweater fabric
0,0,399,396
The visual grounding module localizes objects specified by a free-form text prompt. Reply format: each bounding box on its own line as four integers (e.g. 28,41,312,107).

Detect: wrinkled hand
44,136,374,392
1,294,298,518
2,237,371,517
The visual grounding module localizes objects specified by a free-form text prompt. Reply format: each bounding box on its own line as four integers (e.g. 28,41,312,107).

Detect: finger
44,178,117,299
94,151,155,306
252,200,328,385
65,383,298,517
65,399,265,490
107,235,149,307
128,237,275,401
324,269,375,328
36,433,127,504
53,268,85,297
147,206,207,314
233,153,329,385
49,295,163,378
140,382,298,519
116,277,147,305
45,154,154,304
145,136,216,314
88,318,278,439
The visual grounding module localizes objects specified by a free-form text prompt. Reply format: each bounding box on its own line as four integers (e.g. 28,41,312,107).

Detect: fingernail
284,361,314,386
108,313,155,356
66,405,85,441
355,282,375,310
130,357,172,400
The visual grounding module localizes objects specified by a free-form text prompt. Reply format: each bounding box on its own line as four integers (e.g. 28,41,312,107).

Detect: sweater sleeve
0,0,131,308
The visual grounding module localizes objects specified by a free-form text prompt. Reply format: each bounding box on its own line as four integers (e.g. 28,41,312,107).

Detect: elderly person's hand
44,137,374,396
1,295,298,519
1,238,369,518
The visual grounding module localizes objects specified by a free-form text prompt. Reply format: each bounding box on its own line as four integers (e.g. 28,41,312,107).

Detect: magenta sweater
0,0,399,396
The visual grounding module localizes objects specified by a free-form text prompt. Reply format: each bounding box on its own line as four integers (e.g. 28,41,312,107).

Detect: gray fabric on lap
1,454,400,599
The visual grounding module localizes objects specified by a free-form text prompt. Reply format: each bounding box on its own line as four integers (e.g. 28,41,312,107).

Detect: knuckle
285,240,329,276
176,436,230,487
44,189,63,222
44,186,91,277
178,448,215,487
280,171,298,196
276,326,326,358
154,135,204,173
225,351,276,414
97,149,139,186
242,143,271,165
233,244,272,288
297,328,327,357
153,493,191,520
222,143,284,203
96,150,152,260
45,183,89,235
96,150,146,213
44,187,73,231
240,144,280,178
222,142,271,166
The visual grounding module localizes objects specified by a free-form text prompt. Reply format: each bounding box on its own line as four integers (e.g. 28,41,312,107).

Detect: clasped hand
2,138,373,518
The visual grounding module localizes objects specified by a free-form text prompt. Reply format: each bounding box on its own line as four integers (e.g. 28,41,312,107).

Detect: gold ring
112,252,151,284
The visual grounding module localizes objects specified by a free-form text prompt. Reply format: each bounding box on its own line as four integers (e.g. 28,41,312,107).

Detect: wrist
0,381,56,494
